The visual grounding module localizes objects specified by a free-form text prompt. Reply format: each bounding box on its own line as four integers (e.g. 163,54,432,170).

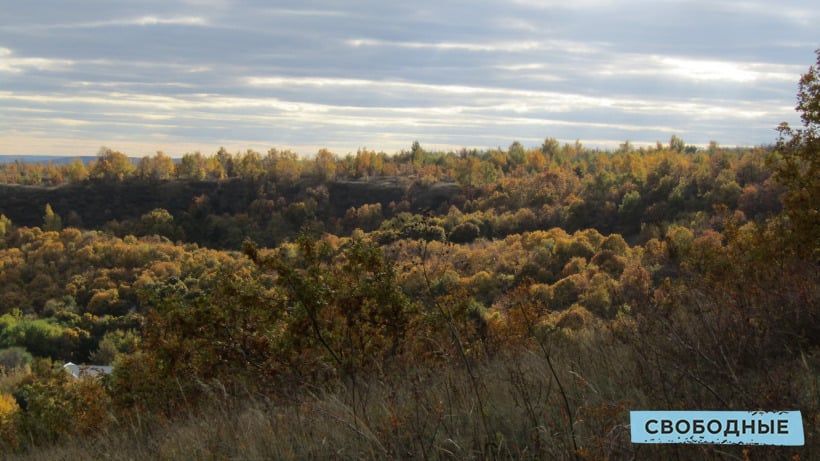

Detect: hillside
0,56,817,459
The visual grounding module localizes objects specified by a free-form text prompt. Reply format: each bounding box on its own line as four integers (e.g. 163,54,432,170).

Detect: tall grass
8,337,633,460
5,323,799,460
6,289,817,460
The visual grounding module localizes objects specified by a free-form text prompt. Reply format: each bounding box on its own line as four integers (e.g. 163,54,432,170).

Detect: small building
63,362,113,380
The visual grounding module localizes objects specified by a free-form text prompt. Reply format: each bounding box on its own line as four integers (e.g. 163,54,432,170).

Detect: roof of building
63,362,113,379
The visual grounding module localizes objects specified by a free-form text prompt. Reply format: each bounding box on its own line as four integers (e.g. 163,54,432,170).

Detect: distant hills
0,155,172,165
0,155,99,165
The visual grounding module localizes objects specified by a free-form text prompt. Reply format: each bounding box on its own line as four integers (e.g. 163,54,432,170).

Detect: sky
0,0,818,157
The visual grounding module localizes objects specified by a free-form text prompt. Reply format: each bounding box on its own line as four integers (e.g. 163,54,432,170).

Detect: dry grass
6,320,816,461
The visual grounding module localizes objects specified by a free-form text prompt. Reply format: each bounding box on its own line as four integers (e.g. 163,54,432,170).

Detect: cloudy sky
0,0,817,157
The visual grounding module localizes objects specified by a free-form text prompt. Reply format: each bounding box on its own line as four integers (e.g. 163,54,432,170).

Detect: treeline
1,138,782,250
0,137,770,190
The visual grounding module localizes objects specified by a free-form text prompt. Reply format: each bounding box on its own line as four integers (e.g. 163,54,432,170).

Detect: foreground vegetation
0,52,817,459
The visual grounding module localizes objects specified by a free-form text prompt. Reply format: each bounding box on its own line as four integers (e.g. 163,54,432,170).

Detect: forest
0,54,817,460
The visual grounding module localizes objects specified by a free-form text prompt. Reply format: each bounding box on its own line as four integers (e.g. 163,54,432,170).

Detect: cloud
347,38,543,53
0,0,814,156
509,0,619,9
719,0,820,26
126,16,209,26
0,15,210,33
0,47,73,73
242,74,789,122
594,53,804,84
256,7,350,18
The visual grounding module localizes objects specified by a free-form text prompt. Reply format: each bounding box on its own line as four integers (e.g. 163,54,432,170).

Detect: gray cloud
0,0,817,156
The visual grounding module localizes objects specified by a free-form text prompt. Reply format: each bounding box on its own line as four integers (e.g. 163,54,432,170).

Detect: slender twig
417,236,492,445
517,303,580,459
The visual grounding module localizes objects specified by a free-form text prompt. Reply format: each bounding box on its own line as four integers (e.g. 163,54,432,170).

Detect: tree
772,49,820,257
314,148,336,181
265,148,301,184
411,140,424,166
456,155,487,187
0,214,11,240
89,148,134,181
0,346,32,370
525,149,548,172
176,152,207,180
508,141,526,166
137,208,183,241
215,147,234,177
449,222,481,244
669,134,685,153
244,236,413,377
65,159,88,183
42,204,62,232
15,359,111,442
152,151,175,180
135,151,174,181
235,149,264,180
541,137,560,163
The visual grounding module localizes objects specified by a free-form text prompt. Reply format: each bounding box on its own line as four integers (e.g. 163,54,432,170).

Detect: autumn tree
14,359,111,443
314,148,336,181
89,148,134,181
235,149,265,180
0,214,12,241
42,204,62,232
215,147,234,177
65,158,88,183
772,48,820,258
411,140,424,166
508,140,526,167
176,152,207,180
525,149,548,173
541,137,560,164
246,236,414,378
265,148,301,185
456,155,491,187
669,134,685,153
136,151,175,181
137,208,184,241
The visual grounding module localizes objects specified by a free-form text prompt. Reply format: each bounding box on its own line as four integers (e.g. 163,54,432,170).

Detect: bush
449,222,481,243
0,348,32,372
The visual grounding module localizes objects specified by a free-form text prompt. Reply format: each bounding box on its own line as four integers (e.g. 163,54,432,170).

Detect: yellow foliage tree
0,393,19,449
